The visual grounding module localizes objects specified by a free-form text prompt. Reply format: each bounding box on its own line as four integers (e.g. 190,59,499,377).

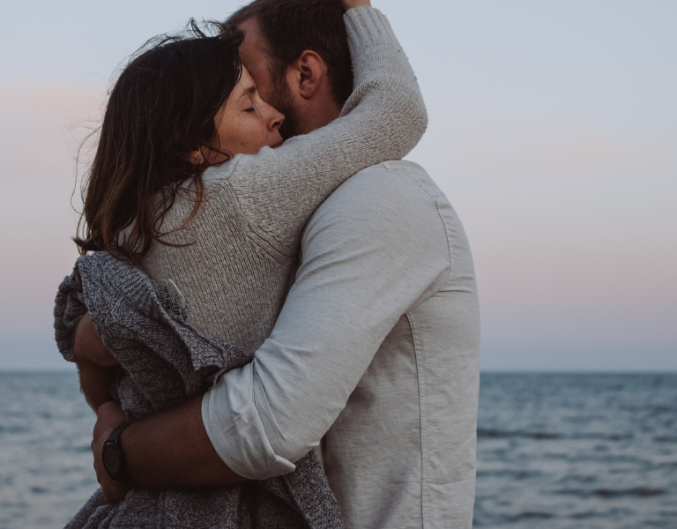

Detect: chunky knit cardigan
55,252,343,529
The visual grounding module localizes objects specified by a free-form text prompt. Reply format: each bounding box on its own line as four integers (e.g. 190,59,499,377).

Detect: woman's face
208,67,285,163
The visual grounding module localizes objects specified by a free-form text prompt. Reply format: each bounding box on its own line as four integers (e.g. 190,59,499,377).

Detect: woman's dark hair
74,21,244,265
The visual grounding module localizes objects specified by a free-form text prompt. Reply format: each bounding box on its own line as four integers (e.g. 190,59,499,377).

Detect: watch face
103,444,121,474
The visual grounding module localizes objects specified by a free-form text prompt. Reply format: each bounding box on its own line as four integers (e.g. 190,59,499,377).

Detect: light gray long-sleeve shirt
203,160,481,529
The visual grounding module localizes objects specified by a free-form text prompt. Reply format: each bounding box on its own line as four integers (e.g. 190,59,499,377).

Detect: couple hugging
55,0,481,528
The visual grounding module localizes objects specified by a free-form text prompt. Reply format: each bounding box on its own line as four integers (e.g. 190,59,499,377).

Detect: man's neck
298,98,343,135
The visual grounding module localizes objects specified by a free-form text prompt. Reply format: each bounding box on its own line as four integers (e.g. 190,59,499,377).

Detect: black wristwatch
102,423,134,485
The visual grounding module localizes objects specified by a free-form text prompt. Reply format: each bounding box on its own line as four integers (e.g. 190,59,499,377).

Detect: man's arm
90,164,450,494
92,396,245,489
73,311,246,491
77,312,247,499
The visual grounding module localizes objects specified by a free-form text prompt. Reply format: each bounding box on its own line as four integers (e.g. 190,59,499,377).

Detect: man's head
228,0,353,139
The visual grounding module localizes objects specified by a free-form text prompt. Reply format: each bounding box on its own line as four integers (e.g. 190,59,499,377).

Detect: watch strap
107,423,127,444
102,423,134,486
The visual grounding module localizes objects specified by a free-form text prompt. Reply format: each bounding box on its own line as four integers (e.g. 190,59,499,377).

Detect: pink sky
1,0,675,371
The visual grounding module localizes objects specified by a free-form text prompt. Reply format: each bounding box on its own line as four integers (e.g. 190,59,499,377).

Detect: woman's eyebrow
239,85,257,100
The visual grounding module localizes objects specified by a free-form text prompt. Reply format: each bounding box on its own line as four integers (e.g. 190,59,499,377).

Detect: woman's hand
341,0,371,10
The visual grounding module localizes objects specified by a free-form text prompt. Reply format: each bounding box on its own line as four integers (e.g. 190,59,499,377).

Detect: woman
56,0,427,527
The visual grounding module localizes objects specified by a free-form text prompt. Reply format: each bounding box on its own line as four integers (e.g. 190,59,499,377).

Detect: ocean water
1,372,675,529
474,373,677,528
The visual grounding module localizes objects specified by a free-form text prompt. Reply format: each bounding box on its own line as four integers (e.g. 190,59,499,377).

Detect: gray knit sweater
55,252,343,529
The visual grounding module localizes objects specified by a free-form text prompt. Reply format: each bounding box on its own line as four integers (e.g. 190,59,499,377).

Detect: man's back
311,161,481,528
203,160,480,528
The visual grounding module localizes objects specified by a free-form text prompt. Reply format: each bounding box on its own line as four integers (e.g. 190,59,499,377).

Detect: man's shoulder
320,160,446,216
304,160,451,249
355,159,428,177
348,159,436,193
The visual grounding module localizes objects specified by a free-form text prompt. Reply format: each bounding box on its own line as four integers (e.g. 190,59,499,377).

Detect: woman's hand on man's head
341,0,371,10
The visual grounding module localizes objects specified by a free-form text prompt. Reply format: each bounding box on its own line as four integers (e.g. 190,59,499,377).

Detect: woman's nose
269,107,284,132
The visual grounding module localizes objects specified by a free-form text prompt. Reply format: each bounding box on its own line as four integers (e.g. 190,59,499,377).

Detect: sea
0,372,675,529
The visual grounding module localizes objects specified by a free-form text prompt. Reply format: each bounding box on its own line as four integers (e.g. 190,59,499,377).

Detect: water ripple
2,371,676,529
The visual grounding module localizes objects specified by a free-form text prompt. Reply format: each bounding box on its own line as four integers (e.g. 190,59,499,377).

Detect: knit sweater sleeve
225,7,428,255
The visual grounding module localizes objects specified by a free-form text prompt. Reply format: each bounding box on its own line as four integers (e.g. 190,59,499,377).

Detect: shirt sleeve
202,165,451,479
225,6,427,256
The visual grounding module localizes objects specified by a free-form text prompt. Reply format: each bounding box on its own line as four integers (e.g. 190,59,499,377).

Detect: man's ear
292,50,327,100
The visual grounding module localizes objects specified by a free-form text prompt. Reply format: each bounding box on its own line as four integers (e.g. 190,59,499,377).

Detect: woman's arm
73,313,120,412
227,5,428,254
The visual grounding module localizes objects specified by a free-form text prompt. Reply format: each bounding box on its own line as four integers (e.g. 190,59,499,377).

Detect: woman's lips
272,141,284,149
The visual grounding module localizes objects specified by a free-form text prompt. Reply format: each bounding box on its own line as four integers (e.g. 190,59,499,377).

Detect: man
83,1,481,527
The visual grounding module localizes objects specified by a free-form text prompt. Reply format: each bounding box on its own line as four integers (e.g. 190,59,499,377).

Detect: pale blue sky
1,1,675,371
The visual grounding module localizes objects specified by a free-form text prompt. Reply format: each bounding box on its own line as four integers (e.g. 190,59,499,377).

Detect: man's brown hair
229,0,353,106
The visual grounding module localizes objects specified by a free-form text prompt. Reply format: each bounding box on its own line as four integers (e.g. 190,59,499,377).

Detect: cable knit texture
55,252,344,529
54,6,426,528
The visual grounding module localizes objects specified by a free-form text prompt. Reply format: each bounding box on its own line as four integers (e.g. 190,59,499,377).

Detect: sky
0,0,675,372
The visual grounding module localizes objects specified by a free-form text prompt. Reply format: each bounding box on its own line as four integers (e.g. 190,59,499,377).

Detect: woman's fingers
341,0,371,10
